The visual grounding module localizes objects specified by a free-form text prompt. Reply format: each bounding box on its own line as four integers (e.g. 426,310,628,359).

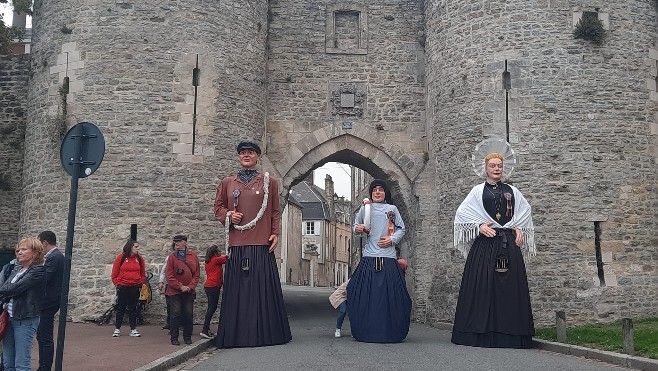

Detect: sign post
55,122,105,371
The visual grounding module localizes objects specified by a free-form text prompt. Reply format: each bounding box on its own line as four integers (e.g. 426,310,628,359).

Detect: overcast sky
314,162,351,200
1,4,31,27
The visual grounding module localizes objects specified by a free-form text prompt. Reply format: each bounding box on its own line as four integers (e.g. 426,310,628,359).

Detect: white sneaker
334,329,341,338
130,329,141,337
112,329,121,337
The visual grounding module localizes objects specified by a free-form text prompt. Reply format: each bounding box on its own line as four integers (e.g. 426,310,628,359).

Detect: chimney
325,174,336,221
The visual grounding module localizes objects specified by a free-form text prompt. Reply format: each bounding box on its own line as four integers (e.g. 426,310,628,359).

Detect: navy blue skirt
215,245,292,348
347,256,411,343
451,229,535,348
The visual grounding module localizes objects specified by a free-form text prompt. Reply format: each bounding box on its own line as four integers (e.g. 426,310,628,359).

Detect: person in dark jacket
0,237,46,371
36,230,65,371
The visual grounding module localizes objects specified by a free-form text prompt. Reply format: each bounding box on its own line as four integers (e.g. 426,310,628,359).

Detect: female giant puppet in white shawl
451,138,536,348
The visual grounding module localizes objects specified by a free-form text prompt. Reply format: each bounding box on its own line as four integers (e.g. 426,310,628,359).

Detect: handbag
0,309,9,340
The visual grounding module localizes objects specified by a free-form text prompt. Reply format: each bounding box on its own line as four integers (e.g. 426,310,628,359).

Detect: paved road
174,285,625,371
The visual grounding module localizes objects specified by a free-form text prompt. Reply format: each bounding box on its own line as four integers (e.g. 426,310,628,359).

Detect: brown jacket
214,173,281,247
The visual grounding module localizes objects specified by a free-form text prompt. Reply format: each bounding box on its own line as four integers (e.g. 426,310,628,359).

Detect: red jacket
204,255,228,288
165,250,200,296
111,253,146,286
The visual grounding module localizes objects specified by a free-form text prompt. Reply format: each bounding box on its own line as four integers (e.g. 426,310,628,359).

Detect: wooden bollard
556,310,566,342
622,318,634,355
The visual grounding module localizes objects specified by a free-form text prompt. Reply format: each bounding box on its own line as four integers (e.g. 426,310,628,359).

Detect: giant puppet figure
452,138,536,348
213,140,292,348
349,179,411,343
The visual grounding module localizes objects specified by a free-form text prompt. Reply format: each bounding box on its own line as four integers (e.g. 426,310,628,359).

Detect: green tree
0,0,32,54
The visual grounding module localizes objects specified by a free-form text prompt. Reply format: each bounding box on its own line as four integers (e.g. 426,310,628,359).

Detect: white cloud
314,162,351,200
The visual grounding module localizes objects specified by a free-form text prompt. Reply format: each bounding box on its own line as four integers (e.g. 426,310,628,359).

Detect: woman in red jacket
110,239,146,338
200,245,228,339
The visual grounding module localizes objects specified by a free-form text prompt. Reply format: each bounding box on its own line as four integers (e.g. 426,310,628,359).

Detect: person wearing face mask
213,140,291,348
349,179,410,343
452,150,536,348
164,235,200,346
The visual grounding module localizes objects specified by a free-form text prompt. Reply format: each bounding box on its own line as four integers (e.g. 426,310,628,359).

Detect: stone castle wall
0,54,29,251
423,0,658,326
20,0,268,321
1,0,656,326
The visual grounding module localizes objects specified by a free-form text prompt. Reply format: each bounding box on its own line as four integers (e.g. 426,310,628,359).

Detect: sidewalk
30,322,212,371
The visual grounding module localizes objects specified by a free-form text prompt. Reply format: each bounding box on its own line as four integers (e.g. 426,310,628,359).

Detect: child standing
200,245,228,339
329,279,349,337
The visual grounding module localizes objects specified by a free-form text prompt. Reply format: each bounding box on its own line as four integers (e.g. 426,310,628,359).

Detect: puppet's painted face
238,149,259,169
485,158,503,182
371,185,386,203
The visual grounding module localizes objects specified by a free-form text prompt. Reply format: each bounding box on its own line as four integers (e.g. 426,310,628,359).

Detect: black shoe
162,325,170,330
171,339,180,346
184,338,192,345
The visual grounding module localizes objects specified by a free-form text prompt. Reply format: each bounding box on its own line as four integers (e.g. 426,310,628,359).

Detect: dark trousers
202,287,221,333
115,284,140,330
36,306,59,371
169,293,195,340
165,294,171,327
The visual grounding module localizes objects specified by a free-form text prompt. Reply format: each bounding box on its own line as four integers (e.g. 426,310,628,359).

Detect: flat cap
236,141,261,155
172,234,188,242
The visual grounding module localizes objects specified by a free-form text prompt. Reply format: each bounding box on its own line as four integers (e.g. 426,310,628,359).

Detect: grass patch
535,318,658,359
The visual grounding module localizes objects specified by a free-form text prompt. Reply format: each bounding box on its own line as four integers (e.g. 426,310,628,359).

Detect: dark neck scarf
238,169,259,184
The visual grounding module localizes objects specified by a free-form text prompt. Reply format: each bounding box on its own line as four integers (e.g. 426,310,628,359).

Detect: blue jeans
3,316,40,371
336,302,347,329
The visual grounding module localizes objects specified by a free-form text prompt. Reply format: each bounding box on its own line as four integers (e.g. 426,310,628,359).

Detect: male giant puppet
213,140,292,348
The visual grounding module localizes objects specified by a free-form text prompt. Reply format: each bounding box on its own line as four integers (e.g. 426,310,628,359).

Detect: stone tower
22,0,268,320
422,0,658,325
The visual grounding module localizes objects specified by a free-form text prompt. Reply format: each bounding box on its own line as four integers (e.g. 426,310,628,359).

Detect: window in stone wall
326,4,368,55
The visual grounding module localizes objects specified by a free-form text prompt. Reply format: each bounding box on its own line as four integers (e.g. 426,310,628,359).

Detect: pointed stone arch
271,123,423,211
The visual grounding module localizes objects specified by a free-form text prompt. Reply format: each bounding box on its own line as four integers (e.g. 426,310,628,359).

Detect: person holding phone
213,140,291,348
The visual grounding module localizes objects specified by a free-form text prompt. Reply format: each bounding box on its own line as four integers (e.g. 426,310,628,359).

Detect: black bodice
482,182,515,225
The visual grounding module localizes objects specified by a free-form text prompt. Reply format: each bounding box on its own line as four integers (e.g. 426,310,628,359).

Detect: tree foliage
573,12,606,46
0,0,33,54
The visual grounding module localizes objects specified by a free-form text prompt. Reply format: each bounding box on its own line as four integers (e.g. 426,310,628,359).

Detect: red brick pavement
29,322,203,371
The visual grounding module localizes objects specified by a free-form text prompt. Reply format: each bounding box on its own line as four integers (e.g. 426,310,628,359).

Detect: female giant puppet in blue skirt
452,138,536,348
213,140,292,348
349,179,411,343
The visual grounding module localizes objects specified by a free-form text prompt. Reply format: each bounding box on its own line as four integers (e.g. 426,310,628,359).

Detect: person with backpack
165,235,200,346
110,239,146,338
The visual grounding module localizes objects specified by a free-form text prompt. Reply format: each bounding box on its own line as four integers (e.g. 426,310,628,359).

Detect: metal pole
192,54,200,154
54,125,82,371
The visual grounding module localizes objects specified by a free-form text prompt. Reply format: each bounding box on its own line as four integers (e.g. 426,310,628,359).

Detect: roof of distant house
290,181,330,220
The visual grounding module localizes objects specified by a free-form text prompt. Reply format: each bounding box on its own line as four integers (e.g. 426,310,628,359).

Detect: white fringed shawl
453,183,536,262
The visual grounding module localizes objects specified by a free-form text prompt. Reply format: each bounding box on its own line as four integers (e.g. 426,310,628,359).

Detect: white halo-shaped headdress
471,137,517,179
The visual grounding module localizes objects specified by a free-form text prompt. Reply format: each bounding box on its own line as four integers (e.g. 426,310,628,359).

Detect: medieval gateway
0,0,656,327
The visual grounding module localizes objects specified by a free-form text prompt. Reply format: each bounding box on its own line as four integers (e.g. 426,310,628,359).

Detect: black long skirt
347,256,411,343
451,228,535,348
215,245,292,348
